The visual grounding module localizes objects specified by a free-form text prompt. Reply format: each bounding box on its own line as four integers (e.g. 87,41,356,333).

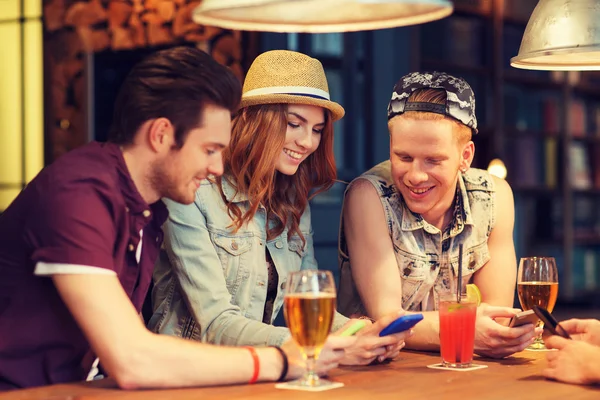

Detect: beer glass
517,257,559,350
283,270,336,388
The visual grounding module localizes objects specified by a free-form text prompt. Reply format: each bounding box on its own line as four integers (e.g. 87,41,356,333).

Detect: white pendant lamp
193,0,453,33
511,0,600,71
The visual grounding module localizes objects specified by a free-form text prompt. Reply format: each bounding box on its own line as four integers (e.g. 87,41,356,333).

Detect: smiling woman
149,49,342,342
148,50,411,367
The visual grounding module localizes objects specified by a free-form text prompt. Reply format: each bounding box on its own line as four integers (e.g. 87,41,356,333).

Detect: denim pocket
211,233,253,292
399,258,427,310
450,242,490,280
213,235,253,256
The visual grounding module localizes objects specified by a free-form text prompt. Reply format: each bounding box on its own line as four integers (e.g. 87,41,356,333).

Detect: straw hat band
242,85,330,100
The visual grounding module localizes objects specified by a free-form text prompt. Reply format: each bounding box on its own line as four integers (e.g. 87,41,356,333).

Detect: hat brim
239,94,345,122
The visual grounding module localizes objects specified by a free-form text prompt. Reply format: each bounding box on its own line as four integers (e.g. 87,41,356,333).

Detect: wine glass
517,257,559,350
283,270,336,388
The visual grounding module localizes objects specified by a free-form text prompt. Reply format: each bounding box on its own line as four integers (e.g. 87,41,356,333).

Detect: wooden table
2,350,599,400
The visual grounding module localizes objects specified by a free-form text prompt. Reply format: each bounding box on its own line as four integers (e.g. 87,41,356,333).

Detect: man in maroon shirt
0,46,353,390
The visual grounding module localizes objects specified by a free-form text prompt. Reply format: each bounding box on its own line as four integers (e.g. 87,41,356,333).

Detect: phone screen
532,306,571,339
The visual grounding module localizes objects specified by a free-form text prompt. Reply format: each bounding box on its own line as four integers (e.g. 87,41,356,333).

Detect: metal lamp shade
511,0,600,71
192,0,453,33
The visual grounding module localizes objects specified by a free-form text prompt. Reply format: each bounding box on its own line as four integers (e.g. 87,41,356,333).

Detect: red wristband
244,346,260,384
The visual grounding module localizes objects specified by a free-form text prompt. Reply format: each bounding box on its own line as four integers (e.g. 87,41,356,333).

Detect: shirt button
143,210,151,218
231,241,239,250
125,207,130,213
280,281,286,290
128,244,135,251
275,241,283,249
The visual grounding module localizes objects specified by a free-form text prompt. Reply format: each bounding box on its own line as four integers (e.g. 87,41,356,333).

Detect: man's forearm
111,331,284,389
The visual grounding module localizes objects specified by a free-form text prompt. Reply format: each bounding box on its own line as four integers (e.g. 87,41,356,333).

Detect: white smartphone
508,309,539,328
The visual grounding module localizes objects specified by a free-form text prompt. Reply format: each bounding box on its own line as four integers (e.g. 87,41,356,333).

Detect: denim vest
338,161,495,316
149,177,345,346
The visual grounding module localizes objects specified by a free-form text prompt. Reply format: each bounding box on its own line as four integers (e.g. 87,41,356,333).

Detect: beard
148,157,194,205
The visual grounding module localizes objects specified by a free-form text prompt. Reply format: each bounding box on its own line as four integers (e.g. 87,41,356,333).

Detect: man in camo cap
338,71,539,359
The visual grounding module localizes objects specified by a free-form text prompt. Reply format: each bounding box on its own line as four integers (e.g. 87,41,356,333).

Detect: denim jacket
338,160,495,316
149,177,347,346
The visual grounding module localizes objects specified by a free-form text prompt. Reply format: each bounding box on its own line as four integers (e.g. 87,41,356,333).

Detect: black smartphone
532,306,571,339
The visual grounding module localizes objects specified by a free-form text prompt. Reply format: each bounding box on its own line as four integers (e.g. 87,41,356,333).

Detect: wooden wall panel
43,0,256,161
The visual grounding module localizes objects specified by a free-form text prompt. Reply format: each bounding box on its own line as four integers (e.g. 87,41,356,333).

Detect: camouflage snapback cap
387,71,477,134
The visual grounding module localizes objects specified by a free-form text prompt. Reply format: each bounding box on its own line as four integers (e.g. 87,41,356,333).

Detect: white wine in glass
283,270,336,388
517,257,559,350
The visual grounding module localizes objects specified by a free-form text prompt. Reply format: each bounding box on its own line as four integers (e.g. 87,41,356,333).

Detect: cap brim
239,94,345,122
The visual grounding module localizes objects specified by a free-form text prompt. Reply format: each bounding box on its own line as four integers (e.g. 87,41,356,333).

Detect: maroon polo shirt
0,142,167,390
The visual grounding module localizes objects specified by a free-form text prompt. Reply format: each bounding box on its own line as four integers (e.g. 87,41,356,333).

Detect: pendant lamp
193,0,453,33
511,0,600,71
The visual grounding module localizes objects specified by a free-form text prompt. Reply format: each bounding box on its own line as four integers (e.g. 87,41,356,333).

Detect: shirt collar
103,142,167,224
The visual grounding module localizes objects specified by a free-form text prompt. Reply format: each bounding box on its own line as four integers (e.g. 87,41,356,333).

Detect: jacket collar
220,175,249,203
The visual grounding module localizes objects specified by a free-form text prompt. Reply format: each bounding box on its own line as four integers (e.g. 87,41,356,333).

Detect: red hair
217,104,336,246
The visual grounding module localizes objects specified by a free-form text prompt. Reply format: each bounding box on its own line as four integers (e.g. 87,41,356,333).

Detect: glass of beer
517,257,559,350
283,270,336,388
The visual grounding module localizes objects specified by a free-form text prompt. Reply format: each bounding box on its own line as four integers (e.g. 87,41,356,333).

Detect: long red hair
217,104,336,246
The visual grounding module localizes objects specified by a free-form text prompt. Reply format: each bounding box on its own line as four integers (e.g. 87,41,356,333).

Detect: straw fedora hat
239,50,345,121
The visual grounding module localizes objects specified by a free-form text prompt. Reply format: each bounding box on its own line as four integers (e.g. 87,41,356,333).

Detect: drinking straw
456,243,464,363
457,243,463,303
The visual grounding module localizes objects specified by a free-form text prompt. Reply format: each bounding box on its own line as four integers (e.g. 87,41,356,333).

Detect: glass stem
304,354,319,386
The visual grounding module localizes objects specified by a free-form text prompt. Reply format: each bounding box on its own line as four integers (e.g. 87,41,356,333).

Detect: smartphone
339,320,368,337
532,306,571,339
379,314,423,337
508,309,539,328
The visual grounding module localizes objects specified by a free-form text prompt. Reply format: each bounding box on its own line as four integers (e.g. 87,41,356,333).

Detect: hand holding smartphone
532,305,571,339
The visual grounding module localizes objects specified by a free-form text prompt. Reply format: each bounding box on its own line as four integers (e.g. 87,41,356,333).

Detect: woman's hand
335,311,413,366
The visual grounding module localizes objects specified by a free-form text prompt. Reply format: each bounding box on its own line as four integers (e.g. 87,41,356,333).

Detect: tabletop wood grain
2,350,599,400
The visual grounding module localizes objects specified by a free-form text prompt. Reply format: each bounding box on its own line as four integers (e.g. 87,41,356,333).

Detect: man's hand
543,336,600,385
334,311,412,365
474,304,540,358
281,335,357,379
